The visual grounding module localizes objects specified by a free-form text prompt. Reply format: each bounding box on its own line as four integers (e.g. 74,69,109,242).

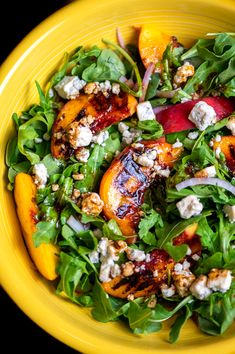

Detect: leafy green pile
5,32,235,343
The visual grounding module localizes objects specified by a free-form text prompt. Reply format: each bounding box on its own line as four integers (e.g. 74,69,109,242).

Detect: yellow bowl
0,0,234,353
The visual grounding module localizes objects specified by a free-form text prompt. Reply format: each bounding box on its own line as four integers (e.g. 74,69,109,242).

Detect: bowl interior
0,0,234,353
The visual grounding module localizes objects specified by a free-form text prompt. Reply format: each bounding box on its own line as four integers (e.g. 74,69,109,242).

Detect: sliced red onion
67,215,89,232
176,177,235,195
153,104,172,114
155,89,180,98
116,27,126,49
139,62,155,102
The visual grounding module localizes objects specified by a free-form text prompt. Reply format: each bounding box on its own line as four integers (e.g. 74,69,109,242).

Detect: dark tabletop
1,1,80,353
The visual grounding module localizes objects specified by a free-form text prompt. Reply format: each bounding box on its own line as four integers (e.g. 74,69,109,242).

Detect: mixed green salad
6,28,235,343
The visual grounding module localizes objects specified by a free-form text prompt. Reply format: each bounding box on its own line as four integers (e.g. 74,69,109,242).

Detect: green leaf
196,217,217,253
164,242,188,262
61,224,77,250
91,280,117,322
41,154,65,176
195,252,223,275
102,219,125,240
33,221,58,247
156,212,211,249
125,300,162,334
82,48,126,81
153,296,193,322
137,120,163,140
138,208,163,245
145,73,160,100
77,230,98,249
169,305,192,343
57,252,88,302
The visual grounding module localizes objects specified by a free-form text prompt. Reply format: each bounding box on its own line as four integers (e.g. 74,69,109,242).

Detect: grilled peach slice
14,173,59,280
213,136,235,173
51,92,137,159
99,140,183,239
138,25,171,71
102,249,174,299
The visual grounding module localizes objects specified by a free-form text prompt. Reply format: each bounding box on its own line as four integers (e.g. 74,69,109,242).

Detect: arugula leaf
82,48,126,81
156,212,211,249
57,252,88,303
196,289,235,335
218,213,235,263
137,120,163,140
33,221,58,247
152,296,193,321
196,217,217,253
91,280,117,322
145,73,160,100
125,300,162,334
169,305,192,343
164,242,188,262
195,252,223,275
138,208,163,245
102,219,125,241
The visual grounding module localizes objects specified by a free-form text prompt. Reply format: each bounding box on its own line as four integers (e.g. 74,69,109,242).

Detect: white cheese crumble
161,284,176,298
195,165,216,178
92,131,109,145
176,195,203,219
207,268,232,293
68,123,93,148
137,101,155,121
111,83,121,95
189,275,212,300
88,250,99,264
172,138,183,148
126,248,146,262
226,116,235,136
32,163,48,189
223,205,235,223
188,101,217,131
54,76,86,99
75,148,90,163
135,154,154,168
188,131,199,140
118,122,129,133
215,134,221,142
215,147,221,159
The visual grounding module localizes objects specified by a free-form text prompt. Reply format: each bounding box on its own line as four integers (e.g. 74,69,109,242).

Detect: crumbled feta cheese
188,131,199,140
226,116,235,136
145,253,151,263
209,140,214,147
99,80,112,94
154,164,171,178
172,272,196,297
161,284,176,298
34,137,43,144
98,237,109,258
172,138,183,148
111,83,120,95
135,154,154,168
118,122,129,134
223,205,235,223
176,195,203,219
137,101,155,121
215,147,221,159
192,254,200,261
188,101,217,131
126,248,146,262
99,256,115,282
153,269,159,277
146,149,158,160
110,263,121,278
132,143,144,150
207,268,232,293
67,122,93,148
194,165,216,178
186,247,192,256
81,192,104,216
173,62,194,87
54,76,86,99
88,250,99,264
75,148,90,163
190,275,212,300
215,134,221,142
92,131,109,145
32,163,48,189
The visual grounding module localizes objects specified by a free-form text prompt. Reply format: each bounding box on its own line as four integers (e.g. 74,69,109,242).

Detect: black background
1,1,80,353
